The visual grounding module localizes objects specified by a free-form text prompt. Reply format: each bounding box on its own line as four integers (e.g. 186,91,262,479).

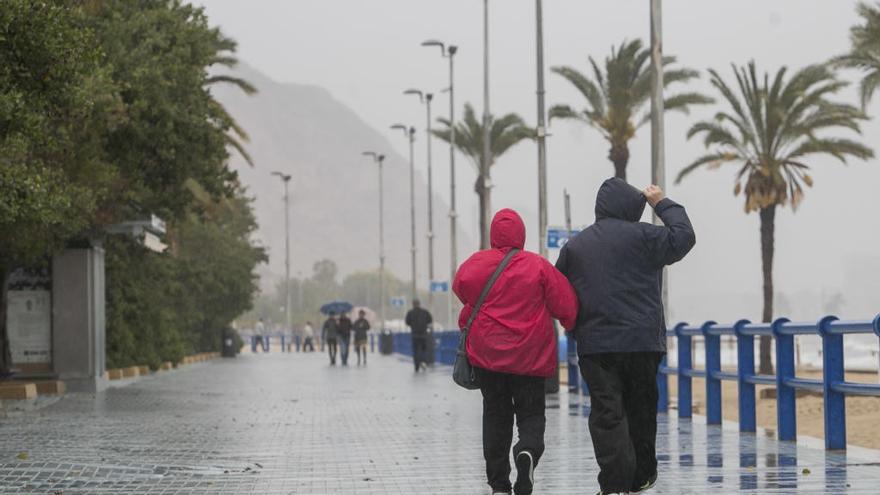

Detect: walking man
322,312,339,365
404,299,433,372
337,312,353,366
352,310,371,366
253,318,266,353
302,321,315,352
556,179,695,495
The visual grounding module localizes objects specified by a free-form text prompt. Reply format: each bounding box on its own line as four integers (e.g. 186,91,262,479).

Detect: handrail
658,314,880,451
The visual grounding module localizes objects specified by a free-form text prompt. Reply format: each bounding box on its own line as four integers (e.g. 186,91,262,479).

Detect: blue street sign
547,227,580,249
430,281,449,293
390,297,406,308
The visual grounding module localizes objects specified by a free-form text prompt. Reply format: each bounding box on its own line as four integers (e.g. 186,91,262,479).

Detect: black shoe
514,451,534,495
631,472,657,493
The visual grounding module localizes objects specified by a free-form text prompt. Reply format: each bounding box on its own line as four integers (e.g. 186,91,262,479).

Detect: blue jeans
339,336,350,365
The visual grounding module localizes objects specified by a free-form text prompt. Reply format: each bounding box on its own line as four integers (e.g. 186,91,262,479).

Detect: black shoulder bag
452,248,519,390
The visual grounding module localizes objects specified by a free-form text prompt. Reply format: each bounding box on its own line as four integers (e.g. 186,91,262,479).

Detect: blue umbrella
320,300,353,315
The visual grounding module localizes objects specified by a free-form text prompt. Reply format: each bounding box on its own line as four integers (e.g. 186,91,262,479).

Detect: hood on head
490,208,526,249
595,177,647,222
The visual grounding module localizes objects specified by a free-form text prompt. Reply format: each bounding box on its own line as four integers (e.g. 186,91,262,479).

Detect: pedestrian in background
322,312,339,365
404,299,432,372
253,318,266,353
302,321,315,352
352,310,371,366
454,208,578,495
556,179,695,495
337,312,353,366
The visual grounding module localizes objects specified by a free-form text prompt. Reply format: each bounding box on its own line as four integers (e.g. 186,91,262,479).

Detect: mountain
211,63,466,290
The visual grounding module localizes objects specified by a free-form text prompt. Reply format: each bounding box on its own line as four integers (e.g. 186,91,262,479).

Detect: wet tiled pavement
0,351,878,494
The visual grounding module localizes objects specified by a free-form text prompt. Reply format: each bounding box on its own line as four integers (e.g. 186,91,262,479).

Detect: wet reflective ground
0,352,877,493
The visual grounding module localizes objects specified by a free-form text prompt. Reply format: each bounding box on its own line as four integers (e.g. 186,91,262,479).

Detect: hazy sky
194,0,879,322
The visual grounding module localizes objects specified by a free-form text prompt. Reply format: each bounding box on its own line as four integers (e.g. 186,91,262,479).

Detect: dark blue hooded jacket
555,178,696,355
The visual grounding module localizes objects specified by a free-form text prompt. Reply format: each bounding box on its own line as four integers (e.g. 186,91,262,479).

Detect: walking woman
453,209,578,495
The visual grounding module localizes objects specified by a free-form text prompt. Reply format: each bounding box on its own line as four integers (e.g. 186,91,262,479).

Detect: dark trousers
302,337,315,352
355,340,367,365
339,336,350,365
412,336,428,371
579,352,664,494
476,367,546,493
326,339,338,364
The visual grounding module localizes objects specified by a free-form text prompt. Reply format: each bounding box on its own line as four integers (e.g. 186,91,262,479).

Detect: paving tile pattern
0,352,877,494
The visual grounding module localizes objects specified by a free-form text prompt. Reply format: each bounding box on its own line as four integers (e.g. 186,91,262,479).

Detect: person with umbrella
337,311,353,366
322,311,339,365
352,309,371,366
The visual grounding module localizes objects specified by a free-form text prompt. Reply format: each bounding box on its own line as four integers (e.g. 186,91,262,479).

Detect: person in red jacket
453,208,578,495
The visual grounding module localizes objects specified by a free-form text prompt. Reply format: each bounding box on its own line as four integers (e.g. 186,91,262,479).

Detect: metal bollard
820,316,845,450
703,321,721,425
735,320,756,432
281,335,286,352
677,323,693,419
295,335,301,352
657,354,668,413
774,318,797,441
370,334,375,353
566,333,579,393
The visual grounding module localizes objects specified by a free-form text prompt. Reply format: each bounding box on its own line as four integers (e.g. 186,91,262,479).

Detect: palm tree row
493,5,877,373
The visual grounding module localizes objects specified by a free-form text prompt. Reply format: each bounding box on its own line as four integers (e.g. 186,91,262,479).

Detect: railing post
657,353,669,414
703,321,721,425
677,322,692,419
819,315,845,450
773,318,796,442
281,335,286,352
734,319,755,433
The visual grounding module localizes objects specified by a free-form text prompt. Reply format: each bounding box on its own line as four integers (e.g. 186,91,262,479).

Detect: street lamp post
481,0,491,248
391,124,418,302
650,0,668,315
404,89,436,308
271,171,292,349
535,0,548,260
422,39,458,328
362,151,387,331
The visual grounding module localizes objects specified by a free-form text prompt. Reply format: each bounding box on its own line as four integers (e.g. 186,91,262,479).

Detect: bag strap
463,248,520,333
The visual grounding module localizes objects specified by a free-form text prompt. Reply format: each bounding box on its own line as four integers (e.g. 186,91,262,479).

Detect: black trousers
411,336,428,370
579,352,664,494
476,367,546,493
326,339,338,364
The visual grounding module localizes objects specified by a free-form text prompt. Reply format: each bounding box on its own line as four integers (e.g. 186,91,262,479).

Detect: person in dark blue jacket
556,178,695,495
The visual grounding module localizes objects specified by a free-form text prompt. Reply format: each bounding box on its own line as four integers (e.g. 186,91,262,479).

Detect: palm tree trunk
608,143,629,181
759,205,776,374
475,174,490,249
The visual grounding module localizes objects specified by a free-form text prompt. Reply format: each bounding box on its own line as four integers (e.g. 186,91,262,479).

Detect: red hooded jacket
453,209,578,377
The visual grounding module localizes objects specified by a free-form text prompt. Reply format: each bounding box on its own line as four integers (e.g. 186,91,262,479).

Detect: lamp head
403,89,424,102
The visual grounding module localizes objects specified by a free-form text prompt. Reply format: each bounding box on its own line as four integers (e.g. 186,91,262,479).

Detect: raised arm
641,186,696,267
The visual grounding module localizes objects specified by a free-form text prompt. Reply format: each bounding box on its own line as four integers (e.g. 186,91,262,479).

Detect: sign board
7,290,52,364
430,281,449,293
547,227,581,249
390,297,406,308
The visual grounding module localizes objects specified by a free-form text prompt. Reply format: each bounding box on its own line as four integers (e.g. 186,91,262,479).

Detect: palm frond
205,74,257,95
675,152,741,183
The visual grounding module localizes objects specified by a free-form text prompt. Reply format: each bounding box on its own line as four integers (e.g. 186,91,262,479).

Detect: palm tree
433,103,534,249
833,2,880,109
205,35,257,166
676,62,873,373
549,39,711,181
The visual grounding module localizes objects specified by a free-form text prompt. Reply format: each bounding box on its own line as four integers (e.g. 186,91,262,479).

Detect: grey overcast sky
194,0,879,322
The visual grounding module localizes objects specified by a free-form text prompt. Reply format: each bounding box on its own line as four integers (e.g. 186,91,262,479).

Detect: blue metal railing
659,315,880,450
